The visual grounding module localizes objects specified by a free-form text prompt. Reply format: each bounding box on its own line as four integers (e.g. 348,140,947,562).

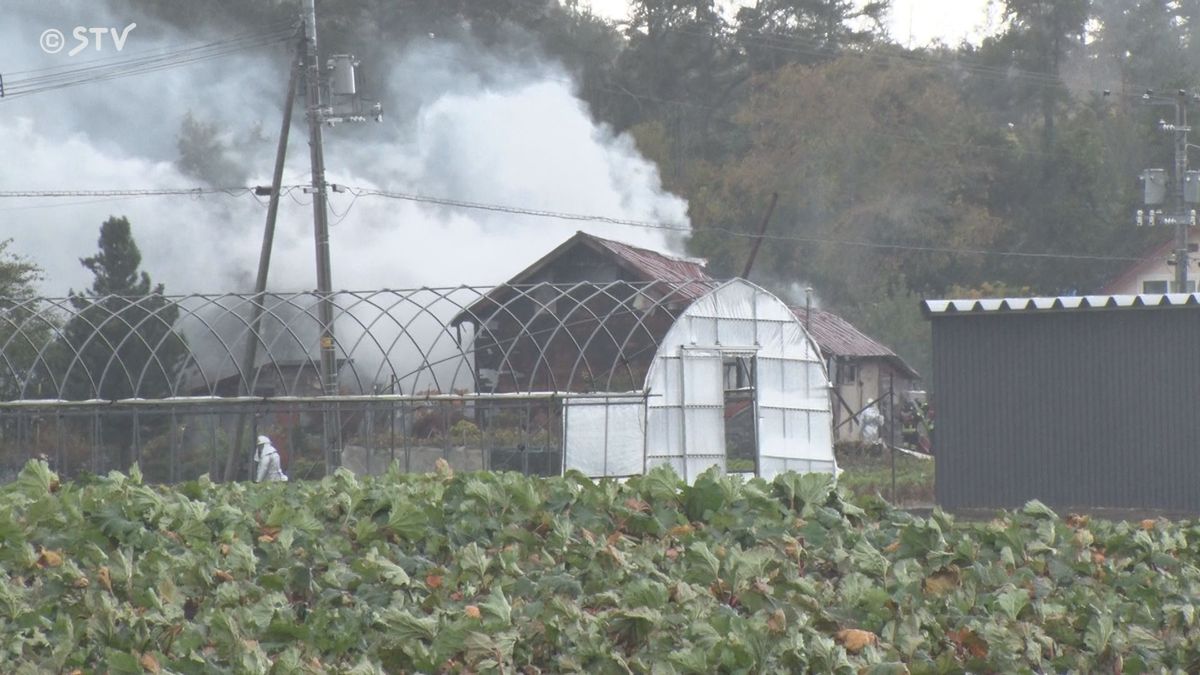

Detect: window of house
1142,280,1169,294
837,363,858,385
1170,280,1197,293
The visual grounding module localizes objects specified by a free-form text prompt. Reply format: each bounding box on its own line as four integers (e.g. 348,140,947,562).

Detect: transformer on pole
301,0,382,474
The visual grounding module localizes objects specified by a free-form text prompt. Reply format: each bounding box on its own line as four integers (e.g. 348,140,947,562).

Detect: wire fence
0,281,712,481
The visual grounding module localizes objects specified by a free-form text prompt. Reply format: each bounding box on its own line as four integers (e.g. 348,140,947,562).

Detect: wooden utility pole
223,35,302,482
741,192,779,279
302,0,342,473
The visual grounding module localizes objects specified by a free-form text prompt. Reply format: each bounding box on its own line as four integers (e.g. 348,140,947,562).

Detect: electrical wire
343,185,1143,263
0,184,1146,262
1,24,298,101
0,187,266,198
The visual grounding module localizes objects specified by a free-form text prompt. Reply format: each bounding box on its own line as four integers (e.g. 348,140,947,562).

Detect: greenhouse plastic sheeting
642,280,836,483
563,396,646,478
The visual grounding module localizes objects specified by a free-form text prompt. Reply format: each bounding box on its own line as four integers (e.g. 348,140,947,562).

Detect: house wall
470,246,688,394
830,358,913,443
931,306,1200,511
1106,256,1196,294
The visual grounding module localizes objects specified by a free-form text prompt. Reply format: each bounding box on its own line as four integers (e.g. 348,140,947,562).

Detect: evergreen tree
57,218,187,470
61,216,186,402
0,240,48,401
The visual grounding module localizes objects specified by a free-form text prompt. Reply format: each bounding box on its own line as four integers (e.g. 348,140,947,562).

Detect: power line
345,185,1141,263
0,187,266,198
0,24,297,101
0,184,1144,262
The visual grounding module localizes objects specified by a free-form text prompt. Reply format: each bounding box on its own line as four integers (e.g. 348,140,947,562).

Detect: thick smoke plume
0,1,691,297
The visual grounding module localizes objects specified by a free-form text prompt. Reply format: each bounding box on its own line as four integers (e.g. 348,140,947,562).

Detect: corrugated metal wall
931,306,1200,511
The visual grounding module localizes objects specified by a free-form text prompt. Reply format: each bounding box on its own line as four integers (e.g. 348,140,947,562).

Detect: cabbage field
3,460,1200,673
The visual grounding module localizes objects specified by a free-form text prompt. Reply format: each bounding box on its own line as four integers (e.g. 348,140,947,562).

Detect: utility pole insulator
1139,93,1192,289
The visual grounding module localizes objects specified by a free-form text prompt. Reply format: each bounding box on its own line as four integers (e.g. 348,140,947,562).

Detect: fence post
889,372,896,503
170,410,178,483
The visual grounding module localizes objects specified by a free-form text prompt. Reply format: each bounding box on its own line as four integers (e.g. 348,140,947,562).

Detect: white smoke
0,2,691,298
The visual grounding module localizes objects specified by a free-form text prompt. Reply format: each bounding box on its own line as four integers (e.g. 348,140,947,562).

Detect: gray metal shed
923,294,1200,512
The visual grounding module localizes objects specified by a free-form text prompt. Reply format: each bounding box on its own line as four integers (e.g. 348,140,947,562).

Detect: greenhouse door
679,348,726,480
722,353,757,475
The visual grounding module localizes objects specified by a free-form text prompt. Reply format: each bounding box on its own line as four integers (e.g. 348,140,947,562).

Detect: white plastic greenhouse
562,279,836,481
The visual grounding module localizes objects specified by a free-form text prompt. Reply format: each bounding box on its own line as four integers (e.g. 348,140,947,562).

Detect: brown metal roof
791,306,920,379
452,232,715,326
587,234,712,300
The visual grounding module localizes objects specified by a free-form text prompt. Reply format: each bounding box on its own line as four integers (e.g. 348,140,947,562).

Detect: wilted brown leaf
835,628,878,654
434,457,454,478
1140,519,1156,531
219,543,231,556
949,628,989,659
767,608,787,634
883,540,901,553
72,577,89,589
669,524,694,538
139,652,161,673
213,570,234,584
98,566,112,592
1065,513,1089,529
923,566,960,595
784,540,801,558
623,497,650,513
426,574,444,589
465,605,481,619
36,548,63,568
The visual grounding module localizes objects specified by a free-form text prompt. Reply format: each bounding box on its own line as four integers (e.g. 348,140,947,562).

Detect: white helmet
256,435,270,446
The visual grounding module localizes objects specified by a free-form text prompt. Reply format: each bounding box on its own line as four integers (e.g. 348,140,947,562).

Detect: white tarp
563,395,645,478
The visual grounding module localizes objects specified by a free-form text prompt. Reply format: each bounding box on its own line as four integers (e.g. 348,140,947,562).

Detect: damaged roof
583,234,713,300
791,306,920,380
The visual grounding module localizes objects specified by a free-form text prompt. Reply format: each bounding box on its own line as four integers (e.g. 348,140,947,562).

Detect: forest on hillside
15,0,1198,378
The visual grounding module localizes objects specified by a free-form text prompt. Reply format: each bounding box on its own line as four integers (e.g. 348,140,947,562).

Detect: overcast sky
585,0,1000,46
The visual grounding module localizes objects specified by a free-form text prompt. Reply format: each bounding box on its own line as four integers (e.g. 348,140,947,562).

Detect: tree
0,240,49,401
734,0,889,72
57,218,187,469
976,0,1090,152
176,111,255,187
688,56,1006,301
60,217,187,402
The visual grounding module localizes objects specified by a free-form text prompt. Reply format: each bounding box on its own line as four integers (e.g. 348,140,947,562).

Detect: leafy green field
836,446,935,506
4,461,1200,673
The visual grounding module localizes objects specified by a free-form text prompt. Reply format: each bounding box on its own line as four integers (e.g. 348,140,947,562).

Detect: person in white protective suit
254,435,288,482
859,403,885,447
